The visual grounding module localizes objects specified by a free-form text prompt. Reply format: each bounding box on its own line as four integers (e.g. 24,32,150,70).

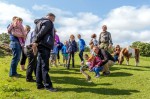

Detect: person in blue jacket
77,34,86,64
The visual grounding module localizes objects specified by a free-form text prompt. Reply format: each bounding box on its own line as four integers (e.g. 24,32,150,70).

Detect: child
89,55,104,78
90,34,98,46
67,34,78,69
77,34,86,64
50,42,58,67
61,41,69,67
80,54,94,81
113,45,121,63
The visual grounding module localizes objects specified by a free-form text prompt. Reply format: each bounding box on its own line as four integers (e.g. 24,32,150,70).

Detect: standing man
99,25,113,51
77,34,86,64
32,13,57,92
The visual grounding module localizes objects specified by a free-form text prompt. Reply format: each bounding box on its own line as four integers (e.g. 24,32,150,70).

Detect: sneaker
103,71,110,76
26,79,36,82
37,85,45,89
46,87,57,92
95,74,100,78
86,76,91,81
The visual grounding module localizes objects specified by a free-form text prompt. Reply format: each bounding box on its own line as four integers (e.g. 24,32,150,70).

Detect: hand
108,44,112,49
32,43,38,47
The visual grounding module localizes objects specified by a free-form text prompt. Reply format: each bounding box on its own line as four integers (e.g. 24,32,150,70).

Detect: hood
34,17,49,24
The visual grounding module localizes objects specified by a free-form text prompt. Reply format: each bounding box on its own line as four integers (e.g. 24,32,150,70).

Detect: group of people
7,12,121,92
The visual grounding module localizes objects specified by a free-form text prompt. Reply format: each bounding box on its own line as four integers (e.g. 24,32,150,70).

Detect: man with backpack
32,13,57,92
99,25,113,51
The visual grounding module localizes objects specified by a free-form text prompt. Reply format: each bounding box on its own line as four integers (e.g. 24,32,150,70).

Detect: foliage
0,33,10,44
132,41,150,57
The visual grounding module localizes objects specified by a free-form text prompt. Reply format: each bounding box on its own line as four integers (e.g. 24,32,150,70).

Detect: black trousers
36,46,53,88
79,50,84,62
24,47,37,80
20,48,27,65
57,50,60,60
67,52,75,68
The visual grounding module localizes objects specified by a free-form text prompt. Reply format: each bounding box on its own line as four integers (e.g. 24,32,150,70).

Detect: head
116,45,121,50
102,25,107,32
64,40,67,45
93,46,99,54
84,54,89,60
77,34,81,39
91,34,96,39
46,13,56,22
70,34,75,41
15,17,23,25
24,25,31,33
12,16,17,21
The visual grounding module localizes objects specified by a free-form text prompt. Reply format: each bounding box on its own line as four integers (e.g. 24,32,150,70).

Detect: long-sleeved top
78,38,86,51
97,49,115,65
61,45,68,54
89,56,103,70
99,31,113,45
67,40,78,53
55,34,60,44
25,31,36,47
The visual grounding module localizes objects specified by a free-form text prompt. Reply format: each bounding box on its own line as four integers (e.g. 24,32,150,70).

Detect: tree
0,33,10,44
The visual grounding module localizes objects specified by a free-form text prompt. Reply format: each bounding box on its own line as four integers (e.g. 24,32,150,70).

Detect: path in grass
0,55,150,99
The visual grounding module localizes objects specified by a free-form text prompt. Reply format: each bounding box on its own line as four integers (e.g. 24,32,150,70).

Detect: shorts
63,54,68,60
50,53,57,61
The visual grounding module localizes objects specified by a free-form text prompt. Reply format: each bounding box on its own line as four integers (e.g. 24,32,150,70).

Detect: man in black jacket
32,13,57,92
93,46,115,75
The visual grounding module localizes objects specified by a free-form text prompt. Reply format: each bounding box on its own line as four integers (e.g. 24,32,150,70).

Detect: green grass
0,53,150,99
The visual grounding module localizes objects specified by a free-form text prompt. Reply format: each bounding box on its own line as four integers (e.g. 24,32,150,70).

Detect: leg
20,48,27,70
67,53,71,69
80,66,91,81
79,50,84,62
72,52,75,68
9,41,21,76
125,57,129,65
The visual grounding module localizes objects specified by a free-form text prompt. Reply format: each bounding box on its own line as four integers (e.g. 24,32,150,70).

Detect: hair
16,17,23,22
25,25,31,31
84,54,89,57
91,34,96,38
47,13,55,17
102,25,107,28
12,16,18,21
77,34,81,37
116,45,120,49
70,34,75,39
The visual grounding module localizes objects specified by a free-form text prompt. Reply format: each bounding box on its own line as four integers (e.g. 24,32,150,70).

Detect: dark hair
91,34,96,38
47,13,55,17
25,25,31,31
84,54,89,57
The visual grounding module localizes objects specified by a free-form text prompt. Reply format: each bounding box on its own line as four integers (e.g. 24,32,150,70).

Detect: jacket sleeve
7,24,14,33
89,58,96,70
99,33,101,45
108,32,113,45
34,21,52,43
97,59,103,67
101,49,109,65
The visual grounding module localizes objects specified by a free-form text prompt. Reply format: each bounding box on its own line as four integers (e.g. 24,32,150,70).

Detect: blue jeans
9,41,21,76
114,55,118,62
93,66,103,76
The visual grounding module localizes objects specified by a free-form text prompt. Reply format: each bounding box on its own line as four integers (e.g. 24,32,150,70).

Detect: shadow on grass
52,76,97,87
109,72,133,77
59,87,139,95
50,69,80,74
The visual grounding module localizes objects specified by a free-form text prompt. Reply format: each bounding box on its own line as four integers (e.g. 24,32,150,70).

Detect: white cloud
0,1,34,34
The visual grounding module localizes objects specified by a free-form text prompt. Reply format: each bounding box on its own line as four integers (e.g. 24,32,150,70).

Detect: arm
109,32,113,45
7,24,14,33
97,59,103,67
98,33,101,45
34,21,52,43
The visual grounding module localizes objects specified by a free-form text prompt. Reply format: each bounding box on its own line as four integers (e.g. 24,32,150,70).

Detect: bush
132,41,150,57
0,33,10,44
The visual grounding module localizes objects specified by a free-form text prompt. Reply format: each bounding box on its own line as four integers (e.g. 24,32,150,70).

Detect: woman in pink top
8,17,26,46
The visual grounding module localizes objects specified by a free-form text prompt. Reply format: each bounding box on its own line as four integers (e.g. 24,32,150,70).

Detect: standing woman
7,16,25,77
67,34,78,69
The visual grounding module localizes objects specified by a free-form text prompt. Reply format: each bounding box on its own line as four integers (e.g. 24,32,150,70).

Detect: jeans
93,66,103,76
67,52,75,68
79,50,84,62
36,46,53,88
9,41,21,76
114,55,118,62
24,47,37,80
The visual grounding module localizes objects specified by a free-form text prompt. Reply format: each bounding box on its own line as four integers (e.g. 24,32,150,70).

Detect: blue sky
0,0,150,46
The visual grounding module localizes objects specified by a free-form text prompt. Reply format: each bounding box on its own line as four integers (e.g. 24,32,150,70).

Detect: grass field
0,53,150,99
